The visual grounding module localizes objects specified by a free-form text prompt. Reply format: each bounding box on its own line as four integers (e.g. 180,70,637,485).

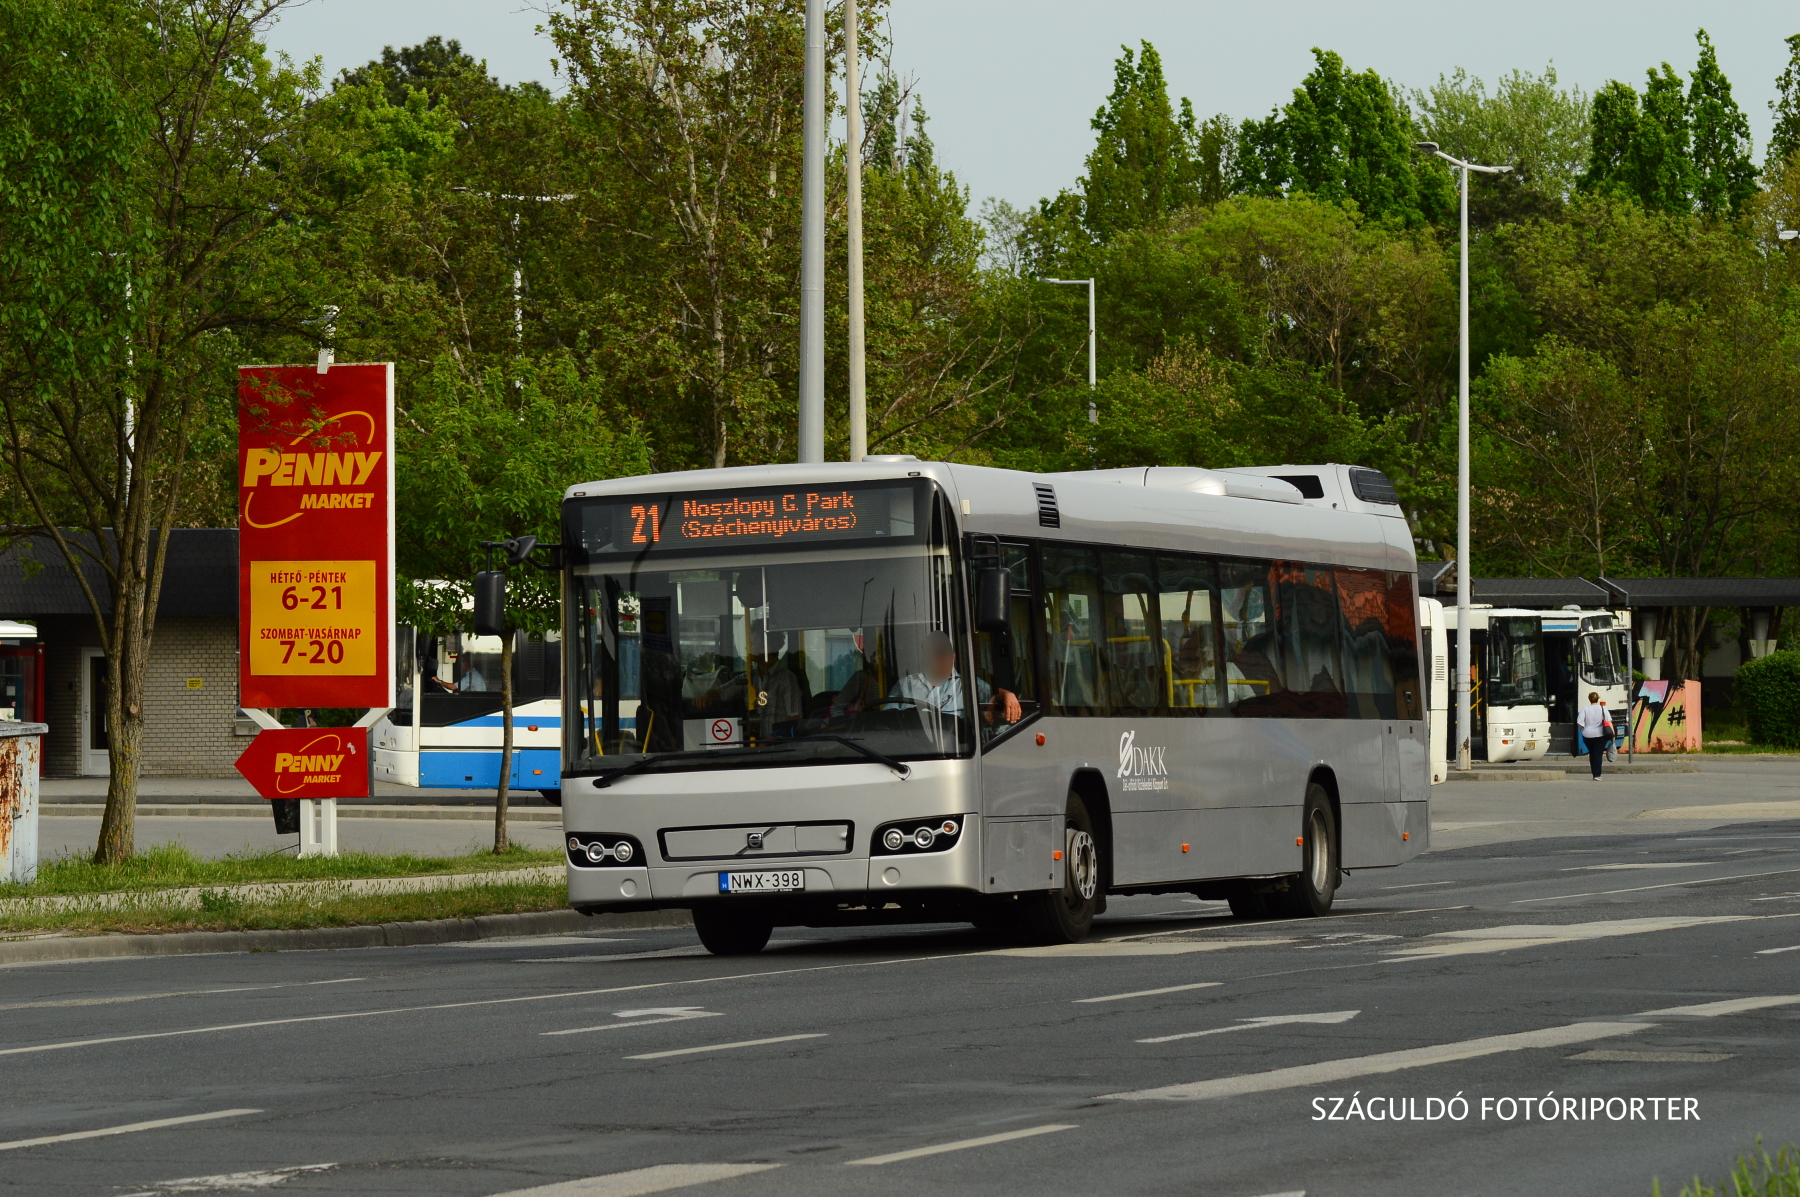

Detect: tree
1687,30,1758,219
1412,65,1590,218
395,354,650,849
1076,42,1223,241
1770,33,1800,171
1233,49,1454,229
0,0,347,862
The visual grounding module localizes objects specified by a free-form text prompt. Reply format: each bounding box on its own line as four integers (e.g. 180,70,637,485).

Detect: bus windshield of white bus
1486,616,1547,706
563,479,976,778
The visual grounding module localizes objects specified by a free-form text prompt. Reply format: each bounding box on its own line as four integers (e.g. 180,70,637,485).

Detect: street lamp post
1413,142,1510,773
1042,277,1096,423
846,0,866,463
798,0,825,464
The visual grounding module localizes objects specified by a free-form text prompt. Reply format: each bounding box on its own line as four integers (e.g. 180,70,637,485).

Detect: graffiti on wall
1632,679,1702,753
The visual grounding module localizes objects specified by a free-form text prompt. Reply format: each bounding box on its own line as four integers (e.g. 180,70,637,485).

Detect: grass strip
1,842,562,899
0,880,571,937
1654,1139,1800,1196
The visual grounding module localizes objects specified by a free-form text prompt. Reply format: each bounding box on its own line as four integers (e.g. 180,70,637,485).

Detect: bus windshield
1486,616,1547,706
564,482,972,778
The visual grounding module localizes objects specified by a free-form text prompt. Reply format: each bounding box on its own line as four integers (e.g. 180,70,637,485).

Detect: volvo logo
746,831,765,850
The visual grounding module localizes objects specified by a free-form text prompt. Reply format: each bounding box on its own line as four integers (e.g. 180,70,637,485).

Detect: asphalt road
5,796,1800,1195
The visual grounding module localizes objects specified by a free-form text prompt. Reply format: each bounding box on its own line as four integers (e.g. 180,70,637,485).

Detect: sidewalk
1428,754,1800,850
2,865,564,914
40,777,554,807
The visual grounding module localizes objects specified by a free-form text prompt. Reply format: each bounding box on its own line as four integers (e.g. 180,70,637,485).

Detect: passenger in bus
891,631,1022,726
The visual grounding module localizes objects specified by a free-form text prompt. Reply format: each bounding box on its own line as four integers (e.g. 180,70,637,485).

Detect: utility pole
845,0,866,463
1413,142,1510,772
798,0,825,463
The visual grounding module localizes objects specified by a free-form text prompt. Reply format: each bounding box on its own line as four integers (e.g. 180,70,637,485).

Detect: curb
0,907,692,966
40,804,563,823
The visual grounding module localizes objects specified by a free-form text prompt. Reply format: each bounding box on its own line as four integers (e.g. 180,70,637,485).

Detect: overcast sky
268,0,1798,212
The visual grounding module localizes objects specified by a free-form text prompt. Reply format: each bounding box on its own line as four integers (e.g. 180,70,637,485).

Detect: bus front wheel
1274,783,1339,918
692,905,774,956
1018,793,1100,944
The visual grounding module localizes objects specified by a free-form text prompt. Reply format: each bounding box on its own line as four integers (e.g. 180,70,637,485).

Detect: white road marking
0,977,364,1013
1104,1021,1651,1101
1568,1049,1734,1063
846,1123,1077,1165
996,939,1289,958
1636,993,1800,1017
543,1008,722,1036
626,1033,826,1060
1565,863,1707,871
1514,866,1800,902
1382,916,1751,961
0,1108,261,1153
1138,1010,1359,1044
1757,945,1800,954
120,1162,336,1194
1247,1192,1306,1197
1632,802,1800,820
1075,982,1222,1004
483,1163,781,1196
1380,880,1453,889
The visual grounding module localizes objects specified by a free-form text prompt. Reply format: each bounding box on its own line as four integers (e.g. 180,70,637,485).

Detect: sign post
236,363,395,856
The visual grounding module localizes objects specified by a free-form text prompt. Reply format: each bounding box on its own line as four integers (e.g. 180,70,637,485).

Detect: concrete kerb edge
0,907,693,965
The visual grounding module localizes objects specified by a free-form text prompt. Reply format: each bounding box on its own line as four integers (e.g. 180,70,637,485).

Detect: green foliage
1770,34,1800,171
1412,65,1590,213
1233,48,1454,229
394,353,652,635
1653,1139,1800,1197
1582,31,1756,219
1076,42,1228,240
1735,652,1800,749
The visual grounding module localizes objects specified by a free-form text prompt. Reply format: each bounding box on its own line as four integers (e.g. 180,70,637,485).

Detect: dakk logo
1117,730,1170,792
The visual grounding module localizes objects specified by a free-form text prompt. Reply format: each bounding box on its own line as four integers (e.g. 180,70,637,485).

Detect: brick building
0,530,247,777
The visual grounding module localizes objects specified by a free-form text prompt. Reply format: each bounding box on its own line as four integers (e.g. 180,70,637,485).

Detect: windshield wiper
589,750,714,788
750,734,912,779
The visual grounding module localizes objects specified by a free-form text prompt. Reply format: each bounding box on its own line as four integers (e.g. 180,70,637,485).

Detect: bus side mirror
975,568,1010,634
473,571,506,636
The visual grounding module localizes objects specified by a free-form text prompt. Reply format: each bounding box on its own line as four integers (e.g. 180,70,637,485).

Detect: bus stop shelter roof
1597,577,1800,607
1471,577,1613,608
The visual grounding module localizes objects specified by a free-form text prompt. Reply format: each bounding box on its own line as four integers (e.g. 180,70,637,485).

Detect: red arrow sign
235,727,371,800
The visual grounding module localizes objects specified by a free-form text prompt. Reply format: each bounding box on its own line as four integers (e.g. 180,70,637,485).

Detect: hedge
1734,650,1800,748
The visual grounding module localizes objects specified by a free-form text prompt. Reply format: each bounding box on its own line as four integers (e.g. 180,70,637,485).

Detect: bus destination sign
573,482,918,556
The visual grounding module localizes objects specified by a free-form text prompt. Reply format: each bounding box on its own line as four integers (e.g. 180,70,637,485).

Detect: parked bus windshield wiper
736,734,912,779
589,750,712,788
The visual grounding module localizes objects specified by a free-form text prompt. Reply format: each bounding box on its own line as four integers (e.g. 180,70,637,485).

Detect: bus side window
1384,571,1423,721
1155,553,1223,713
1100,551,1163,713
1270,561,1345,718
1335,566,1394,719
1218,559,1282,715
1041,544,1112,715
975,544,1039,744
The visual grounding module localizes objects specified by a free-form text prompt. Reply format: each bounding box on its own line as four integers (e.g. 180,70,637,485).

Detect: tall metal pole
1455,162,1472,771
1085,278,1097,423
845,0,866,462
798,0,825,463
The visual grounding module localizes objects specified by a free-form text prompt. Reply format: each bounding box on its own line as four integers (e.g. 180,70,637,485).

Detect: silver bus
544,460,1430,954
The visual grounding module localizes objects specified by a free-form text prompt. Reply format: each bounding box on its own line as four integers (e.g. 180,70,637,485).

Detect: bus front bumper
567,840,983,909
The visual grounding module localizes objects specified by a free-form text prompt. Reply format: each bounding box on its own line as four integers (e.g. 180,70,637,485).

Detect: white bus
1540,609,1630,756
537,460,1430,954
1430,605,1552,763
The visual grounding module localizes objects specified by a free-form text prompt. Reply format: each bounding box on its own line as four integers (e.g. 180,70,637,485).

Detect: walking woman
1576,691,1613,780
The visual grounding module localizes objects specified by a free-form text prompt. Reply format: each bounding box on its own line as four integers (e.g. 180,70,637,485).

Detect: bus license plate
719,870,805,894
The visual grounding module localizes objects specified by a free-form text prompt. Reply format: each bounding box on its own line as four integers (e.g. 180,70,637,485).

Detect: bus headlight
913,827,936,849
873,817,968,856
883,828,906,852
568,836,581,853
612,840,633,863
586,842,608,863
567,833,645,868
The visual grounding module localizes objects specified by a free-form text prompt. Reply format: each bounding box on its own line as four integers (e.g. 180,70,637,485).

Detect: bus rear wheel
692,905,774,956
1018,793,1100,944
1273,783,1338,918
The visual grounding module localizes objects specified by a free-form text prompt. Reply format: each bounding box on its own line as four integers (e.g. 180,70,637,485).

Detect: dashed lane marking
1569,1050,1735,1063
996,939,1290,958
1137,1010,1359,1043
846,1123,1077,1166
0,1109,261,1153
1515,866,1800,902
626,1033,825,1060
1757,945,1800,954
1075,982,1223,1004
484,1163,781,1196
0,977,364,1012
121,1163,337,1195
1636,993,1800,1017
1566,863,1708,871
543,1008,722,1037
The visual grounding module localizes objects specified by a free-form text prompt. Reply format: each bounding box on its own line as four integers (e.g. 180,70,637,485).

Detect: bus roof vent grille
1347,467,1399,505
1033,483,1060,528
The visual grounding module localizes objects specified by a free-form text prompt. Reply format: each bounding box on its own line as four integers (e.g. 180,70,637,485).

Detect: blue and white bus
371,626,565,803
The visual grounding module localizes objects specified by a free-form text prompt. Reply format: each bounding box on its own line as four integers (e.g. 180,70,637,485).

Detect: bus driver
892,630,1023,728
